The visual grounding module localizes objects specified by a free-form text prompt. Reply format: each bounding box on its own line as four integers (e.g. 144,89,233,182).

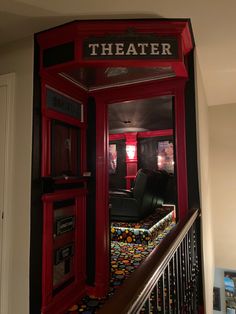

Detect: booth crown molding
37,19,194,56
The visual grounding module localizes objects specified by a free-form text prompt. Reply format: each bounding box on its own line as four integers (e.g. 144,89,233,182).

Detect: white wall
0,37,33,314
195,50,215,313
209,103,236,269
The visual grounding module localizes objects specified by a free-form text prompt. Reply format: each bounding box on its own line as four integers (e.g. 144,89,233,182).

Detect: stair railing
98,208,202,314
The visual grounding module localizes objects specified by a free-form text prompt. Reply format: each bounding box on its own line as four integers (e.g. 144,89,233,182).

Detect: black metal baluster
161,274,166,314
172,252,178,314
189,226,194,312
182,239,187,313
185,232,190,312
169,257,174,313
194,220,200,312
144,297,150,314
192,222,198,313
176,254,179,314
185,234,190,313
188,227,192,312
152,284,158,314
178,243,183,312
157,279,162,313
166,264,171,313
182,240,186,312
193,225,197,312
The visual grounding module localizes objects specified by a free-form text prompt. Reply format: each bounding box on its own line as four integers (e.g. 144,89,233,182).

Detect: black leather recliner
109,168,165,222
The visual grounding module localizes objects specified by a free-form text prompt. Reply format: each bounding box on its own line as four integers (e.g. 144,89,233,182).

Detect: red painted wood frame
90,76,188,296
40,70,189,297
37,19,193,78
37,19,194,299
41,74,88,177
41,188,87,314
40,73,88,310
109,129,173,141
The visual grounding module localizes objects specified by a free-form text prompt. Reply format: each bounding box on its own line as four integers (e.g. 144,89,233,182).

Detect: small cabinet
41,187,86,314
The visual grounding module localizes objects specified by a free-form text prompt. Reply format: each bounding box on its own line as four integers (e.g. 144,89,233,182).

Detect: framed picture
213,287,221,311
157,140,174,173
109,144,117,174
224,272,236,311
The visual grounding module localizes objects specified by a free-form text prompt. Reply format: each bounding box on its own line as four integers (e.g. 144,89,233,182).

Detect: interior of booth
108,96,176,222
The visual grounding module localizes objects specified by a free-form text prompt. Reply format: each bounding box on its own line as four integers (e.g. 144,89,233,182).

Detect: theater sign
83,30,179,59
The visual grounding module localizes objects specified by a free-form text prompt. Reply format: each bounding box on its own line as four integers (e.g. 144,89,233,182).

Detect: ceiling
1,0,236,107
60,66,175,91
109,96,173,134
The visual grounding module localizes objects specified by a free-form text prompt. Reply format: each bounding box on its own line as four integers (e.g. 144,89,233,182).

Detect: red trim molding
138,129,173,138
94,95,110,296
109,133,125,141
109,129,173,141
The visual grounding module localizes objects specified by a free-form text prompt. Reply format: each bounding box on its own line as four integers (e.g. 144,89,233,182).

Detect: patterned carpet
111,206,174,244
67,209,176,313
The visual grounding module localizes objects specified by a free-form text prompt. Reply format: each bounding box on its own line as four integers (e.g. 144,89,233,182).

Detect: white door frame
0,73,15,314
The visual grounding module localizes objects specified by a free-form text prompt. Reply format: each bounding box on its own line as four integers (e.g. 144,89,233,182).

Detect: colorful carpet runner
111,206,175,244
67,208,176,313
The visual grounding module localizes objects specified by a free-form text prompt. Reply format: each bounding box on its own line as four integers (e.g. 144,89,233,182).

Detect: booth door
40,84,87,314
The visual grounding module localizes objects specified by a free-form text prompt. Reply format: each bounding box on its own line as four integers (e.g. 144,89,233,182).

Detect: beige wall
195,50,215,313
0,37,33,314
209,103,236,269
0,34,216,314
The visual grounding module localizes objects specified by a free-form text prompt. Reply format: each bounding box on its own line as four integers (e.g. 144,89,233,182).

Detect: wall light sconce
126,144,136,160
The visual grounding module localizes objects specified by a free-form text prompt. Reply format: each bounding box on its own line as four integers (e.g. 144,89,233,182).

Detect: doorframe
91,76,188,296
0,73,15,314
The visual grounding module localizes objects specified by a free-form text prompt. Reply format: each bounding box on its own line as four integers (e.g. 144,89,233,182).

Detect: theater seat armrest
109,190,133,197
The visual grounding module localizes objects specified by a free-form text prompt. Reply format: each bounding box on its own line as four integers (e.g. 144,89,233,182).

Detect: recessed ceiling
60,66,175,91
109,95,173,134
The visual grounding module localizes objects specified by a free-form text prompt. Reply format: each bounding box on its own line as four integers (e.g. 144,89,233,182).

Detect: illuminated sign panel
46,88,82,120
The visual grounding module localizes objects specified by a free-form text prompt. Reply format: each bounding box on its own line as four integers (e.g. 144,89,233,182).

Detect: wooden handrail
98,208,200,314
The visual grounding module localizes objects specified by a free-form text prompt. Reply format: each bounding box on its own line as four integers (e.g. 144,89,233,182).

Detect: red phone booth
35,19,194,313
